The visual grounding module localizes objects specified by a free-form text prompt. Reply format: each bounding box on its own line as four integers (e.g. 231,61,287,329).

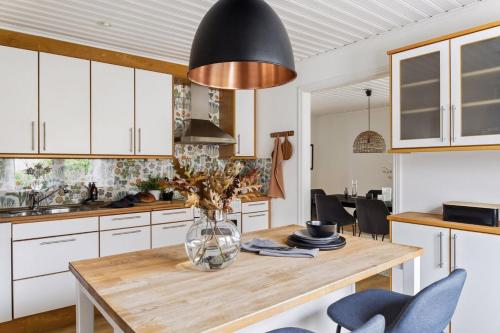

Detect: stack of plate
287,229,346,251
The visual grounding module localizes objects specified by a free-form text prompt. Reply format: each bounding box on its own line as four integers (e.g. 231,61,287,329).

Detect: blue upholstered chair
328,269,467,333
266,314,384,333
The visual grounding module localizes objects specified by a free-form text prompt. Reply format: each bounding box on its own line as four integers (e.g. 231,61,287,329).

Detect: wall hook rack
270,131,294,138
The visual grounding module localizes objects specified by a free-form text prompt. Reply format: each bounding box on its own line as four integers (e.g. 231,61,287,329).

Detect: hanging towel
268,137,285,199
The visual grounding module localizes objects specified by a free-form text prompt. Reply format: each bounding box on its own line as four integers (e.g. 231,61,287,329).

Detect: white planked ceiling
0,0,485,65
312,77,389,115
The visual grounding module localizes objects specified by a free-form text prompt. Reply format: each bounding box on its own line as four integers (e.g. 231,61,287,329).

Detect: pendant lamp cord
366,89,372,131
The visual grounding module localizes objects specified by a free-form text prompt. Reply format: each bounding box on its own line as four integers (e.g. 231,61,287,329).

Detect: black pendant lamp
188,0,297,90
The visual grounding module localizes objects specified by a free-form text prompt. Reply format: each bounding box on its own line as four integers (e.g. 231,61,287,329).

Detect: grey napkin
241,238,319,258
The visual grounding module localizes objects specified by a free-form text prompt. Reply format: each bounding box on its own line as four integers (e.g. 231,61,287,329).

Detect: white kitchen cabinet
242,201,269,214
100,226,151,256
242,211,269,233
39,53,90,154
91,61,134,155
391,222,450,289
235,90,256,157
152,221,193,248
0,223,11,323
0,46,38,154
135,69,173,156
12,217,98,241
14,271,75,318
100,212,150,231
392,41,450,149
450,229,500,333
13,232,98,280
450,26,500,146
152,208,194,224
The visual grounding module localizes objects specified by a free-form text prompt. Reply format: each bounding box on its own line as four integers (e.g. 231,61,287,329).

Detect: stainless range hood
175,84,236,145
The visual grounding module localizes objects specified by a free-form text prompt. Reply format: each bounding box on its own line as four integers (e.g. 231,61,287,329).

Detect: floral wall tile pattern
0,84,271,208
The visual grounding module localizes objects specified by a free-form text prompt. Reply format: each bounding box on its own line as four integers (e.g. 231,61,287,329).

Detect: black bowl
306,220,337,238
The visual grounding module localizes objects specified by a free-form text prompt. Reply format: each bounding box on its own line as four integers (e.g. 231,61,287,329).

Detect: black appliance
443,201,499,227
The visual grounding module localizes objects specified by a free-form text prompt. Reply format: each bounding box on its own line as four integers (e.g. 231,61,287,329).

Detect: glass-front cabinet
392,41,450,148
451,26,500,146
391,24,500,150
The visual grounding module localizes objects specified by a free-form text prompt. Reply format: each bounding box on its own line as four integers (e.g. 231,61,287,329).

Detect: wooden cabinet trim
387,21,500,55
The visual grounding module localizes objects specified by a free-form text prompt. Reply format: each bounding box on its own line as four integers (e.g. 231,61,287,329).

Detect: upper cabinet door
135,69,173,156
451,26,500,146
40,53,90,154
235,90,256,157
91,62,134,155
392,41,450,148
0,46,38,154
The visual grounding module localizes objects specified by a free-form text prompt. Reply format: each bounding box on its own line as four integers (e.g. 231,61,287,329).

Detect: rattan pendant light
353,89,386,153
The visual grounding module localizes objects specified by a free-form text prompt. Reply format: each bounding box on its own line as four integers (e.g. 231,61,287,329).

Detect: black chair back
315,195,355,227
365,189,382,200
311,189,326,219
355,198,390,237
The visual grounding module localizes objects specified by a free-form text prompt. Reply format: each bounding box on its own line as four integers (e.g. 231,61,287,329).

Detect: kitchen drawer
230,199,242,213
242,200,268,214
13,232,98,280
14,271,75,318
242,212,269,233
100,226,151,256
12,217,98,241
152,221,193,248
100,212,150,231
152,208,194,224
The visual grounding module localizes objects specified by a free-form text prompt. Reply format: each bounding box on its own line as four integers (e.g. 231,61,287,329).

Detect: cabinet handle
31,121,35,151
248,213,266,218
438,232,443,268
43,122,46,151
40,238,76,246
237,134,241,154
111,215,141,221
129,128,133,152
162,211,185,216
453,233,458,270
162,224,186,230
451,105,456,142
248,203,265,207
138,128,142,153
112,229,141,236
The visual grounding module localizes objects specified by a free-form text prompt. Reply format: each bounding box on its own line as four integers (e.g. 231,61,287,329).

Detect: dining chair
315,195,356,235
365,189,382,200
311,189,326,219
266,314,384,333
328,269,467,333
355,198,390,240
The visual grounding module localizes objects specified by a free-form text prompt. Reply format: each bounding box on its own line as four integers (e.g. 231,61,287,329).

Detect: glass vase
185,208,241,271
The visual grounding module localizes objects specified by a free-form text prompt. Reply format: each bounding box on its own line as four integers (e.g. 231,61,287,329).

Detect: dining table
70,225,422,333
333,194,393,212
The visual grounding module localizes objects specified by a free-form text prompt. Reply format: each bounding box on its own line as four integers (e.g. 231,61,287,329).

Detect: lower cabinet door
242,212,269,233
100,226,151,256
391,222,450,289
14,271,75,318
152,221,192,248
451,229,500,333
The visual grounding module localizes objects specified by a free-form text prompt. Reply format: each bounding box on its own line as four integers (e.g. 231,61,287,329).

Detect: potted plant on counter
134,175,164,201
167,158,261,271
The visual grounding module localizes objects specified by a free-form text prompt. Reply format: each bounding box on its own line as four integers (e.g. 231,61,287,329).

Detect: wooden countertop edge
69,264,135,333
388,212,500,236
70,235,423,333
0,201,187,224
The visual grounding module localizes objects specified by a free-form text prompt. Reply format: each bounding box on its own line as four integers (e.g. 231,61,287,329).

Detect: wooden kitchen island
70,225,422,333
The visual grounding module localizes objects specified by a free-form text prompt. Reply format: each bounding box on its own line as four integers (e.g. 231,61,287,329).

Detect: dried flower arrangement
167,158,262,212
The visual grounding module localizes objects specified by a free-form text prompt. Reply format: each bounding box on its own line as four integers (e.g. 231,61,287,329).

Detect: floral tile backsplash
0,83,271,208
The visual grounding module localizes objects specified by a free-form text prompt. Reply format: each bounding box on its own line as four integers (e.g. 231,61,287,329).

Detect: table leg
76,282,94,333
392,256,421,295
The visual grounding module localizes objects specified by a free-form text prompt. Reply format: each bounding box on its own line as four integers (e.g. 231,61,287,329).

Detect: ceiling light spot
96,20,112,27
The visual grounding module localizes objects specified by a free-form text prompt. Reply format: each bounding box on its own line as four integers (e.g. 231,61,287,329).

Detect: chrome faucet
27,185,69,210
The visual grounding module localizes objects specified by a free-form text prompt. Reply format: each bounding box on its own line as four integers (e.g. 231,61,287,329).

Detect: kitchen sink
0,204,96,218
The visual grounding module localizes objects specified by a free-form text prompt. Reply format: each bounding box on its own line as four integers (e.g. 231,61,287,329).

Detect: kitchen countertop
0,194,271,224
388,212,500,236
70,225,422,333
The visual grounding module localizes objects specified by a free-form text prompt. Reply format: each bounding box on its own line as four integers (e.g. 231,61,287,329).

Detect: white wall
311,107,392,196
400,151,500,213
256,0,500,225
